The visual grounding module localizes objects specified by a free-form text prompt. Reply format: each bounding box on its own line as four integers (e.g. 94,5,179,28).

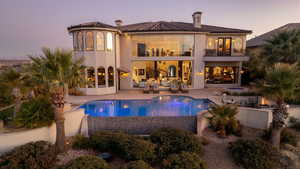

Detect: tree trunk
12,88,21,118
51,86,66,153
271,128,283,149
271,101,288,149
64,84,69,101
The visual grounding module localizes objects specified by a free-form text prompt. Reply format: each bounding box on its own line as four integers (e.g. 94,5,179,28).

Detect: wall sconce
196,72,204,76
240,70,245,74
120,72,129,78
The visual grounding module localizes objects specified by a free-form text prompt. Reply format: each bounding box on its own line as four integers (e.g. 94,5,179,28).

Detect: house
247,23,300,56
67,12,252,95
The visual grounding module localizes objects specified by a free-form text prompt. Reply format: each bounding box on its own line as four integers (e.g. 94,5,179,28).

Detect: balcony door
217,37,232,56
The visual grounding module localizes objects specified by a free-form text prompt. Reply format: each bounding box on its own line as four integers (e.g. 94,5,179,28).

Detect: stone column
238,61,242,86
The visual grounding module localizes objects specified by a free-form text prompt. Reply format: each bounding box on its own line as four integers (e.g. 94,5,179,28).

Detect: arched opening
87,67,96,88
77,32,83,51
86,31,94,51
108,66,114,87
168,65,177,77
97,67,106,88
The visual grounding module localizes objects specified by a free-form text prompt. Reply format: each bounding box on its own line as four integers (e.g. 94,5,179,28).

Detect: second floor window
106,32,113,51
86,32,94,51
78,32,83,51
218,37,232,56
96,32,104,51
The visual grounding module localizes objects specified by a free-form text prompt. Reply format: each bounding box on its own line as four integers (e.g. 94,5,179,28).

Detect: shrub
261,128,297,146
72,134,92,149
0,141,56,169
15,96,55,128
122,160,154,169
89,131,156,162
162,152,206,169
289,117,300,131
207,104,241,137
0,106,14,123
60,155,109,169
150,128,203,159
229,139,280,169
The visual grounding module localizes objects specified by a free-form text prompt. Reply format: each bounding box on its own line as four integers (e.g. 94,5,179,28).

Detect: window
87,67,96,88
73,32,78,50
131,35,194,57
233,38,243,53
108,66,114,87
97,67,106,87
96,32,104,50
77,32,83,51
86,32,94,51
168,65,177,77
217,37,232,56
205,66,238,84
106,32,113,51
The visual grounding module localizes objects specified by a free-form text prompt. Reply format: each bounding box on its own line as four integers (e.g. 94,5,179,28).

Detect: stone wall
88,116,197,135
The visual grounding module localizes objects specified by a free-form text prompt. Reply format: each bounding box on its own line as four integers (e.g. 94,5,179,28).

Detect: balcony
204,49,249,62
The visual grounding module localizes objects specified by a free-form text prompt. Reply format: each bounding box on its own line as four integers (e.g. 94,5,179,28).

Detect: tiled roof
119,21,252,34
68,22,117,31
68,21,252,34
247,23,300,47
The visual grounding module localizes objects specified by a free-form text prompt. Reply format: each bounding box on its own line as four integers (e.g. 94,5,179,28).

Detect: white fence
0,108,85,155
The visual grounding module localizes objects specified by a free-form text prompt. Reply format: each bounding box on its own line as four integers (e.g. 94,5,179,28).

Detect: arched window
168,65,177,77
97,67,106,87
86,31,94,51
106,32,113,51
87,67,95,88
108,66,114,87
96,32,104,51
73,32,78,50
77,32,83,51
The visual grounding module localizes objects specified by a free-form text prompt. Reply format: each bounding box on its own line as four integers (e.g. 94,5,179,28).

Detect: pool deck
67,88,224,106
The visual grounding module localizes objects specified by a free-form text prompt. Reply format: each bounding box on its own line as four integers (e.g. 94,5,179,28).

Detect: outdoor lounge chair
143,83,151,94
153,82,160,94
180,82,189,93
170,81,179,93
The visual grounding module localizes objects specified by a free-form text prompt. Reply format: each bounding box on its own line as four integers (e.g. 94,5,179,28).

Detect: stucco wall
88,116,197,135
0,108,85,155
237,107,272,129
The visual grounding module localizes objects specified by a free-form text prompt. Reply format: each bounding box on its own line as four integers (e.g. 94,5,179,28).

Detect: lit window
86,31,94,51
87,67,96,88
207,38,215,49
97,67,106,87
108,66,114,87
106,32,113,51
77,32,83,51
233,38,243,53
96,32,104,51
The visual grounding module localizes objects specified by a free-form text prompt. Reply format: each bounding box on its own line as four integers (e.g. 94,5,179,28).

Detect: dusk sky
0,0,299,59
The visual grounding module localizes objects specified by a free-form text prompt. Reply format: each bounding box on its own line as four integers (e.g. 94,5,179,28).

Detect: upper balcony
204,49,249,62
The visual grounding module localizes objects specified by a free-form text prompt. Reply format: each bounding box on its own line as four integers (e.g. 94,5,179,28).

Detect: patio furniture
180,82,189,93
170,81,179,93
143,83,151,94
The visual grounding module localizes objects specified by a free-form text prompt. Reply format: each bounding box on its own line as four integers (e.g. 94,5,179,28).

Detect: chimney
115,19,123,27
192,11,202,28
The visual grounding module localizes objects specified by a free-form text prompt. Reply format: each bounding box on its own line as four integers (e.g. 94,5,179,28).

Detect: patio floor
67,88,224,105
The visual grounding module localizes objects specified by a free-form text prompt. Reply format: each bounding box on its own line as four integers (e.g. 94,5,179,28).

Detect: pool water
80,95,213,117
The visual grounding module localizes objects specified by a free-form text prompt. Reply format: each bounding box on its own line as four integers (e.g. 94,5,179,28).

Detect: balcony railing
205,49,245,57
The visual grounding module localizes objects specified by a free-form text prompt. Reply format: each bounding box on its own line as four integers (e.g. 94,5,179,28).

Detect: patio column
238,62,242,86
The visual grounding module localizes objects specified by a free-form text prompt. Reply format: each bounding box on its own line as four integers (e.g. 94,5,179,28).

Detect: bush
0,141,56,169
289,117,300,131
122,160,154,169
60,155,109,169
162,152,206,169
229,139,280,169
207,104,242,137
0,106,14,123
150,128,203,159
89,131,156,162
15,96,55,128
72,134,92,149
261,128,297,146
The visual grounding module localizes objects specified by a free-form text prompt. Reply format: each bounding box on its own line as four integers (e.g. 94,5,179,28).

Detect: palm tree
0,68,28,117
257,63,300,148
29,47,85,152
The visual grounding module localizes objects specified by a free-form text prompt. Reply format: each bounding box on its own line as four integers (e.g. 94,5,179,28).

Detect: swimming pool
80,95,213,117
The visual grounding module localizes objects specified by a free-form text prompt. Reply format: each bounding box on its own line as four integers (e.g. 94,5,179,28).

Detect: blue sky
0,0,299,59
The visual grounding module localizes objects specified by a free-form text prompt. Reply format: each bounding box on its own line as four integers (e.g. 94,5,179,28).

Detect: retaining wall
88,116,197,135
0,108,85,155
